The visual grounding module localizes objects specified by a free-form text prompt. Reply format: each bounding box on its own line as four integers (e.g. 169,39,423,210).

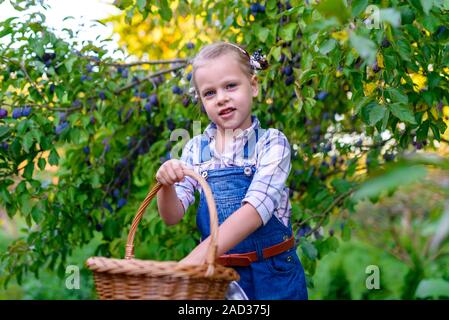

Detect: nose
216,89,229,105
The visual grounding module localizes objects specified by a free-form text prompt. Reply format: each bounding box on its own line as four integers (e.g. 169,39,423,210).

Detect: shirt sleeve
241,129,292,225
174,138,198,214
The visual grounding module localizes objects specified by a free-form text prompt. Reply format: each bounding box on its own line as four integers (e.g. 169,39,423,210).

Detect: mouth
219,107,236,116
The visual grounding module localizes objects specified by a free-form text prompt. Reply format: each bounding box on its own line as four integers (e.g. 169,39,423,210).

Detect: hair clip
225,42,268,70
250,49,269,70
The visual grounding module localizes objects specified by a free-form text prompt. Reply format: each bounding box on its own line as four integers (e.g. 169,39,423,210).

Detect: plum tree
0,0,448,289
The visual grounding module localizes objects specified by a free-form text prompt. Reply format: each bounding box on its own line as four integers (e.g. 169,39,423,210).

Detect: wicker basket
86,169,239,300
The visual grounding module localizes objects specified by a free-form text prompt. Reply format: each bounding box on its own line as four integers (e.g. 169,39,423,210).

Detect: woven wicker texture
86,169,239,300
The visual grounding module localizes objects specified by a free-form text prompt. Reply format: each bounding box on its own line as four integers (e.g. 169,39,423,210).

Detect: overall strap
200,135,212,163
243,128,261,160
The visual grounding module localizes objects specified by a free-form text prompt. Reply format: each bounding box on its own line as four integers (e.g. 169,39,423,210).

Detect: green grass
0,231,99,300
0,223,435,300
0,233,410,300
308,239,409,300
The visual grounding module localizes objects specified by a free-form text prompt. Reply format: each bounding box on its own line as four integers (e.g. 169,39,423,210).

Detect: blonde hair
189,41,255,101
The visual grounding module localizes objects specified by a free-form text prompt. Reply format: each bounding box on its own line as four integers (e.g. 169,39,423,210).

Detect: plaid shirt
174,116,292,227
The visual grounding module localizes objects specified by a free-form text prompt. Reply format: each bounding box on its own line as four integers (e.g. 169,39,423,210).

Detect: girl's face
195,53,259,134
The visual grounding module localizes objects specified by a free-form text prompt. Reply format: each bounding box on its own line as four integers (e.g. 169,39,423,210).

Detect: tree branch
388,217,413,266
294,188,355,237
1,102,83,113
19,61,47,103
102,58,190,68
305,188,355,237
114,64,187,94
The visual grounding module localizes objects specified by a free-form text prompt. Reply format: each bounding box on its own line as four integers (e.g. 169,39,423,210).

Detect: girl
156,41,308,300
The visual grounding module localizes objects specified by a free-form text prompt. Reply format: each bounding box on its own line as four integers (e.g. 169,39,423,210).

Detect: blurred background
1,0,449,299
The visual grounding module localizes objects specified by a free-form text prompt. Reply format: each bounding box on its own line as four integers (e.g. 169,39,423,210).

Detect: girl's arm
157,138,197,225
179,203,262,265
156,159,189,225
157,185,185,225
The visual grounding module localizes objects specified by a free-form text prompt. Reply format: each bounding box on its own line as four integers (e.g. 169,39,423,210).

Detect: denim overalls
196,129,308,300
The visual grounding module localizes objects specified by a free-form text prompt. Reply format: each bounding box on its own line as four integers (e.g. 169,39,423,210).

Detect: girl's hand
156,159,187,186
178,250,207,266
178,238,209,266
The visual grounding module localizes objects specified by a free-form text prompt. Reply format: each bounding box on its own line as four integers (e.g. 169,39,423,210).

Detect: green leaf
316,0,350,24
349,33,376,65
23,161,34,179
331,179,352,193
381,109,390,132
64,56,77,73
396,39,412,62
29,38,44,58
31,129,42,145
430,123,441,141
319,39,337,55
316,236,339,257
48,148,59,166
0,187,12,205
386,88,409,104
379,9,401,27
341,223,351,241
279,23,297,41
0,19,16,38
16,181,27,194
55,85,65,101
300,240,318,260
266,0,278,17
22,132,34,153
354,96,372,115
434,0,449,10
436,118,447,133
38,158,46,170
383,51,398,70
159,0,172,21
368,103,386,126
346,159,358,177
17,119,28,135
266,0,277,11
104,219,120,240
427,72,441,88
11,138,21,158
40,136,52,150
20,193,32,215
69,127,81,144
29,87,41,101
416,120,430,141
255,25,270,42
0,126,10,139
113,0,133,10
299,69,318,84
420,0,434,14
353,165,427,201
68,186,75,203
422,91,434,107
415,279,449,299
31,205,43,223
389,103,417,124
270,46,282,62
90,171,101,188
351,0,368,17
136,0,146,12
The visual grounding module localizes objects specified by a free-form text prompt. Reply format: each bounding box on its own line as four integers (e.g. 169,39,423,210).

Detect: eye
204,90,214,97
227,83,237,88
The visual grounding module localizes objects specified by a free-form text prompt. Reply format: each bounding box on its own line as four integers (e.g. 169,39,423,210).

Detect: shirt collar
203,115,260,140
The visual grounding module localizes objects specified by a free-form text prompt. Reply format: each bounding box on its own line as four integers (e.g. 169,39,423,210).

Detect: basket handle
125,168,219,274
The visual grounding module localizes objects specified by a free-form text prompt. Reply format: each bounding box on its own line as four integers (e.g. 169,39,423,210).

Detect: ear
250,74,259,97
